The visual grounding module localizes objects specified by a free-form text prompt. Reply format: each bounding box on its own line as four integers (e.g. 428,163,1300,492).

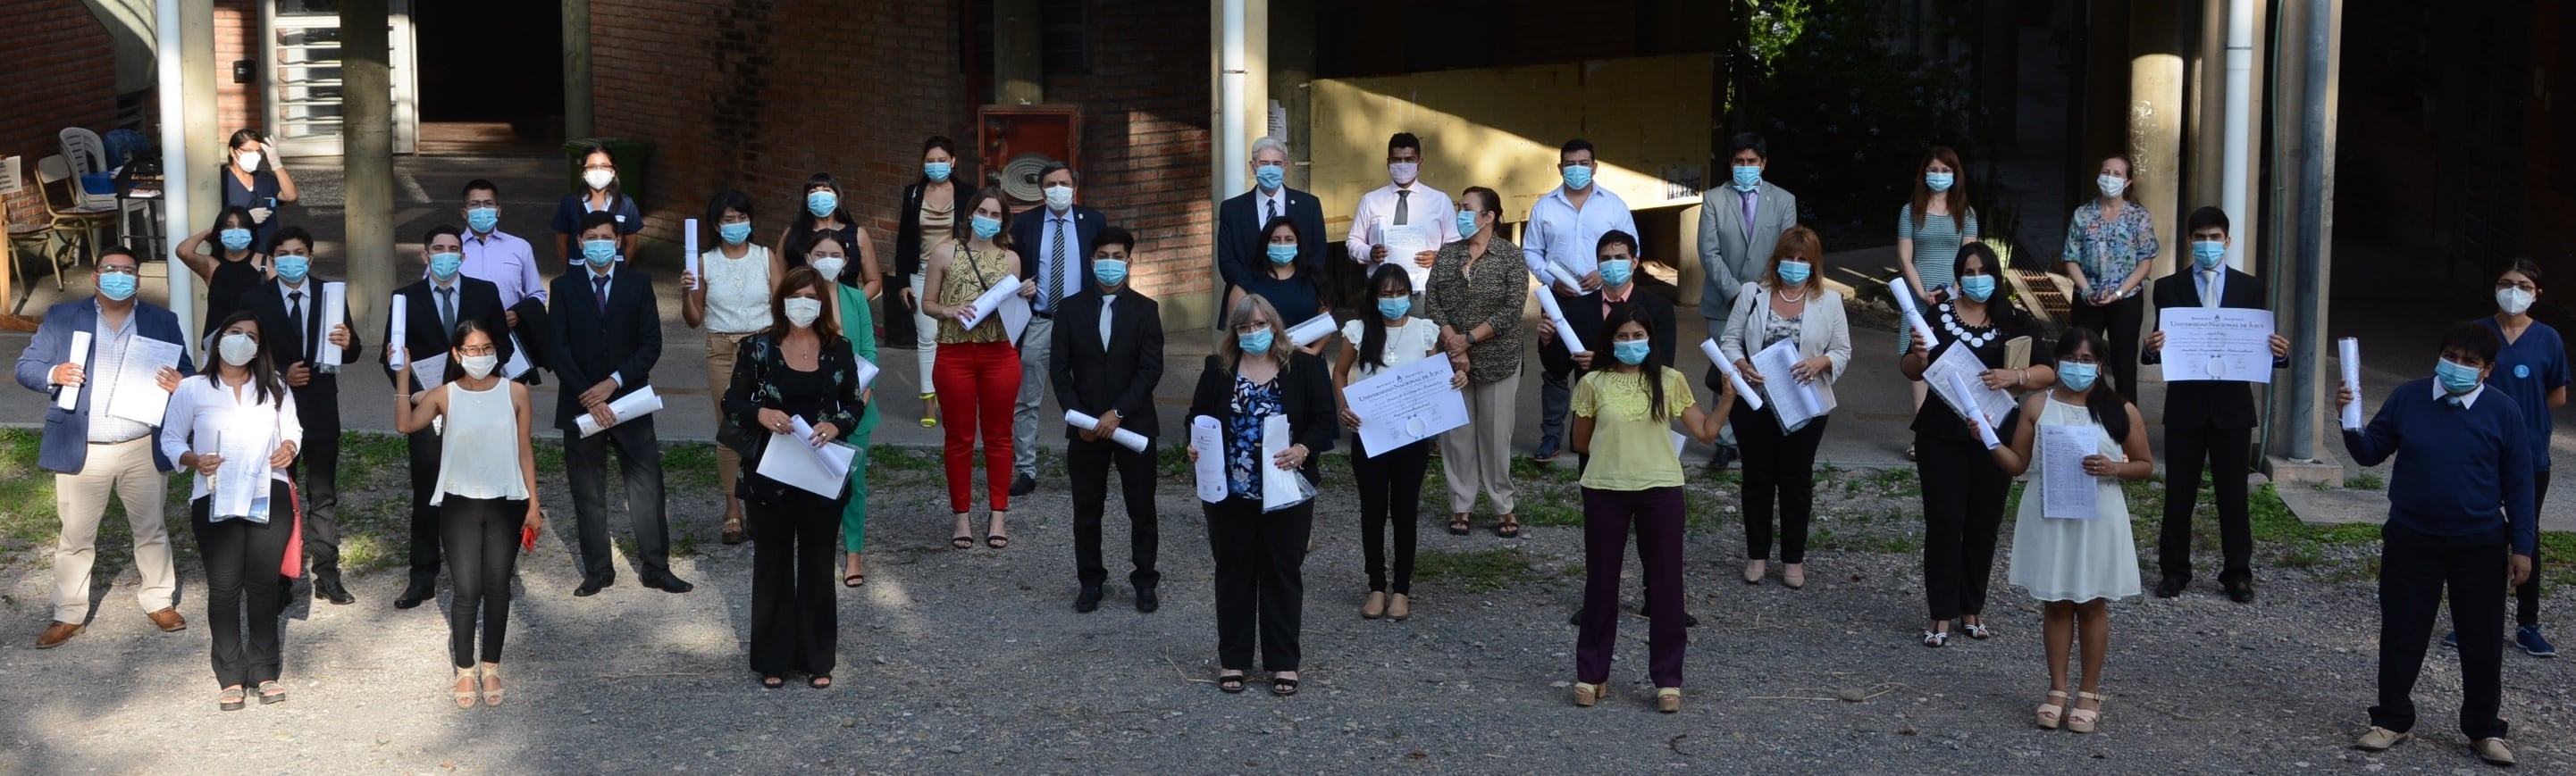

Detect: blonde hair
1221,293,1296,371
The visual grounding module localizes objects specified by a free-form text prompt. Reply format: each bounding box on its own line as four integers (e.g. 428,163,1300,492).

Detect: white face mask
460,354,499,380
1044,185,1075,212
218,334,259,367
810,257,847,281
2498,287,2536,316
1389,162,1419,186
583,169,616,190
2097,173,2127,198
238,152,263,173
785,297,824,329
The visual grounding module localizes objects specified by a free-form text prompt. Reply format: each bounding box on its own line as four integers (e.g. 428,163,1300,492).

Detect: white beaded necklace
1939,301,1998,348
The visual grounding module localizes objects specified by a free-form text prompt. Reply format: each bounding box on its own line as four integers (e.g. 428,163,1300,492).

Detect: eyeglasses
96,265,138,276
457,345,497,356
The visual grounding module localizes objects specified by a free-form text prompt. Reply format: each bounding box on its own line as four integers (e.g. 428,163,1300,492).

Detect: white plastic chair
59,128,151,249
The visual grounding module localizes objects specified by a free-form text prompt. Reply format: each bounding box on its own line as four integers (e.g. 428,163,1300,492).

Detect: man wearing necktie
1214,137,1327,329
1694,133,1798,470
383,225,515,610
1049,227,1164,613
1007,162,1106,497
243,227,364,605
2141,207,2290,604
1343,133,1460,311
548,211,691,597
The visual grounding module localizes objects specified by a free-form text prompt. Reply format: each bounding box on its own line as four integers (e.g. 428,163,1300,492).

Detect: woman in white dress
1981,326,2148,735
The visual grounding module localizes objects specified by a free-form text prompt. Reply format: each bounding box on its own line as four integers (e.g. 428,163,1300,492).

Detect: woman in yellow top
917,188,1033,550
1568,305,1733,714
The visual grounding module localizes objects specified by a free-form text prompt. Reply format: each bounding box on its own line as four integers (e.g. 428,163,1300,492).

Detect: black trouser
1917,436,2010,622
748,487,839,677
405,427,444,590
1206,496,1313,672
2371,522,2509,740
564,416,671,580
1352,436,1431,594
191,484,293,688
507,299,558,378
1069,435,1160,589
1738,407,1829,563
2158,423,2253,586
440,496,524,668
2069,293,2144,400
2519,471,2548,627
288,377,342,580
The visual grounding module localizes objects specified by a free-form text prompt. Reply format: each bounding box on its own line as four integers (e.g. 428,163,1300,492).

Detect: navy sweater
2343,377,2538,555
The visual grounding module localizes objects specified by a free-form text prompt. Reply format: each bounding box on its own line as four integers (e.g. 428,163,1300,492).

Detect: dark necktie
594,274,612,314
288,290,307,359
1266,198,1279,225
437,287,457,338
1393,189,1410,226
2446,395,2466,408
1046,216,1067,313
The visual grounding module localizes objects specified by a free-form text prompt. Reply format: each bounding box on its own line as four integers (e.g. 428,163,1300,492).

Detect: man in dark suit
1215,136,1328,326
2142,206,2291,603
384,225,516,610
242,226,364,605
550,211,692,596
1048,227,1164,613
1008,161,1107,496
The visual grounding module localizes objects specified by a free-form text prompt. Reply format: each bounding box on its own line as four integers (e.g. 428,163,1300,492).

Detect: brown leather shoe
145,607,187,632
35,622,82,648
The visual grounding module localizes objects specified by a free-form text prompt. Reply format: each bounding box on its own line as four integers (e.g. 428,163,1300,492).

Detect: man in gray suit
1695,132,1799,467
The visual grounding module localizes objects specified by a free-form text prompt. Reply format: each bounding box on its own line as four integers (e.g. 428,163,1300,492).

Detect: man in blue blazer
550,211,692,597
13,246,193,648
1215,136,1327,325
1007,161,1107,496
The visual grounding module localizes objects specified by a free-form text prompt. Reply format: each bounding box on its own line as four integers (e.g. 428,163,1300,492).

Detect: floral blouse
936,242,1014,345
1424,237,1528,383
723,333,868,500
2060,199,2161,299
1224,374,1284,500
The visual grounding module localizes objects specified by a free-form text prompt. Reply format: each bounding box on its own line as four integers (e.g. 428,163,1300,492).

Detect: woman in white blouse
395,319,542,709
683,189,786,546
1333,264,1463,622
161,310,303,711
1716,226,1851,591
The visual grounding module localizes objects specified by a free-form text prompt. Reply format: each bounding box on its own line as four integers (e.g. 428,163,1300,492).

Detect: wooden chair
4,173,73,316
35,154,118,265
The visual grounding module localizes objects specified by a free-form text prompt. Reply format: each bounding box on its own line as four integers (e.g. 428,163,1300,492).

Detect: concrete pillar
342,0,395,337
2261,0,2344,480
993,0,1044,106
563,0,592,140
2125,0,2185,281
2187,0,2226,213
1268,0,1315,192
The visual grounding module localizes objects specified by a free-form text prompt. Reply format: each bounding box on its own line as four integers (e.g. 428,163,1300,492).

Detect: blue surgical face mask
2192,240,2226,270
923,161,953,182
806,190,837,218
1238,328,1274,354
2436,357,2483,396
1597,259,1633,288
1959,274,1996,302
969,214,1003,240
2058,360,2099,392
1266,244,1298,265
429,251,465,280
273,254,311,284
1731,164,1763,193
1454,210,1479,238
1926,171,1955,192
1254,164,1286,192
1377,297,1411,321
718,221,752,246
1613,338,1652,365
220,228,254,252
97,271,138,301
1776,260,1811,286
1093,258,1128,288
1561,164,1593,191
581,239,617,267
466,207,499,234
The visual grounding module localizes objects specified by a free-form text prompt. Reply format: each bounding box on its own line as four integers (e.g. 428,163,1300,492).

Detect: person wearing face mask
721,268,869,688
1899,242,2057,647
2060,154,2160,402
1717,227,1851,590
1526,138,1641,464
176,205,273,344
890,136,978,430
1187,293,1338,697
384,225,516,610
2443,259,2564,658
1978,327,2150,735
1426,188,1527,537
919,188,1027,549
552,145,644,263
2338,323,2537,767
549,211,691,597
1343,133,1459,309
1216,136,1328,323
239,227,363,605
1692,133,1797,470
1229,217,1332,356
1543,230,1684,626
392,320,542,709
161,311,304,709
1893,146,1980,462
1048,228,1164,613
1007,161,1108,497
454,179,555,384
684,190,787,546
794,231,883,588
16,246,194,649
220,129,297,253
778,172,885,302
1333,264,1455,620
2139,207,2291,604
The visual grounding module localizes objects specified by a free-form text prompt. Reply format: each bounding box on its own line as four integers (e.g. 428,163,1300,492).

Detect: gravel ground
1,445,2570,774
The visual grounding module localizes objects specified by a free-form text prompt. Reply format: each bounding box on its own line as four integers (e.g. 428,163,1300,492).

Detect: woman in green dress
796,230,882,587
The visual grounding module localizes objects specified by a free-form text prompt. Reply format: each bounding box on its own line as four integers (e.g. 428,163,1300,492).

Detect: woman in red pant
919,188,1030,549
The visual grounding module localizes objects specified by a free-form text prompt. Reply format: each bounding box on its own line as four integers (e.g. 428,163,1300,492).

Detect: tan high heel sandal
2066,691,2105,733
1573,682,1607,707
479,663,505,706
452,667,478,709
1656,687,1682,713
2035,689,2068,730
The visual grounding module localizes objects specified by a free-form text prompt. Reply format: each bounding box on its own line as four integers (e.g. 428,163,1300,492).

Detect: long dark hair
792,171,856,234
2056,326,2131,440
1909,146,1973,233
201,310,286,406
790,229,857,288
1357,263,1414,371
443,319,502,385
209,205,260,256
1598,303,1671,421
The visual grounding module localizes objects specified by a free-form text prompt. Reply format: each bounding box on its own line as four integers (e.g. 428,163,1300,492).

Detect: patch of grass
1413,547,1540,593
0,430,58,554
871,444,944,473
2345,471,2387,490
1519,496,1583,528
1867,467,1920,498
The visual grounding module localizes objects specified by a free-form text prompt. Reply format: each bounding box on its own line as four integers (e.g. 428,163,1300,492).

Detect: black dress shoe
1704,445,1737,471
1010,472,1036,497
314,575,357,605
1135,586,1159,613
575,575,615,597
1074,586,1103,613
642,572,694,594
1634,604,1700,628
394,583,435,610
2154,574,2188,598
2224,580,2254,604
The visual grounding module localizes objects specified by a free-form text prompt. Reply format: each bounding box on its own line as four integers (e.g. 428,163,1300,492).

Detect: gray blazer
1716,281,1851,415
1696,182,1800,321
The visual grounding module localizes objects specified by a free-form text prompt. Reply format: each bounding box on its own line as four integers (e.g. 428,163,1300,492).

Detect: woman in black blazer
889,136,976,430
1187,293,1337,697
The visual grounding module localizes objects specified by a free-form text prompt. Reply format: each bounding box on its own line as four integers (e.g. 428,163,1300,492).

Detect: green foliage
1413,547,1542,594
1741,0,1976,238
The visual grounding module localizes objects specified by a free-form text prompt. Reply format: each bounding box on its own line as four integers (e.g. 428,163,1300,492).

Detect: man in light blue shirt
1523,138,1636,462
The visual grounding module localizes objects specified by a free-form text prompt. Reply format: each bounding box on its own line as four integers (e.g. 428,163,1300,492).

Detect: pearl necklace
1778,287,1806,304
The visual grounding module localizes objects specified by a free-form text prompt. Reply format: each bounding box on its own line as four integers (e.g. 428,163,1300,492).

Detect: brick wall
1041,0,1212,303
0,0,118,175
215,0,264,133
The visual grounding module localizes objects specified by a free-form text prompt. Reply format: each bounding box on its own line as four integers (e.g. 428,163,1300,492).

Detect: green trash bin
564,138,655,201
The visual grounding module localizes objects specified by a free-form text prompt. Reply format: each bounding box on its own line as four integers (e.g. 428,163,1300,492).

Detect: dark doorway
413,0,564,154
